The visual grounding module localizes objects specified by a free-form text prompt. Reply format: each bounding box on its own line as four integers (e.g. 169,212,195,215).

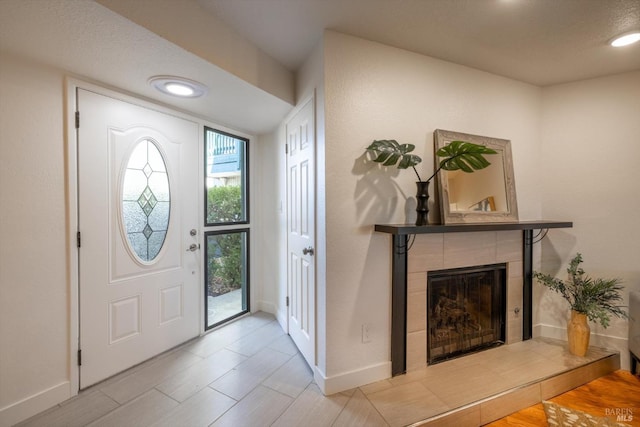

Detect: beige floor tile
339,387,358,397
16,390,119,427
155,348,247,402
387,368,430,387
417,405,481,427
15,313,621,427
225,320,286,356
479,383,541,424
211,347,292,399
148,387,236,427
263,353,314,398
87,389,178,427
496,356,566,389
268,334,301,356
99,349,202,404
541,366,592,400
332,389,389,427
211,385,293,427
183,312,273,358
359,379,394,395
272,383,350,427
367,381,450,427
421,363,508,408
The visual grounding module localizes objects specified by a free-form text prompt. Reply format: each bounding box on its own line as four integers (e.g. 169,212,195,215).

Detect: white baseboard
314,362,391,395
256,300,277,316
275,307,287,332
535,323,630,371
0,381,71,427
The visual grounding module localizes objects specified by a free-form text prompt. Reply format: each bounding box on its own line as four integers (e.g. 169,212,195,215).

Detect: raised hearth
375,221,573,375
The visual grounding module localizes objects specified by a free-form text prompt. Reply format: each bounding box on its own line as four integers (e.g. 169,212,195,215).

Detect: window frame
203,127,249,227
203,228,250,330
203,127,251,331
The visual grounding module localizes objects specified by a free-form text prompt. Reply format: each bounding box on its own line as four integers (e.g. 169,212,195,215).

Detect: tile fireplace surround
375,221,573,375
406,231,522,371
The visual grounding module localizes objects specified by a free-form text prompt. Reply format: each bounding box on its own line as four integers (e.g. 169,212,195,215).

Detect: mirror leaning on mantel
434,129,519,224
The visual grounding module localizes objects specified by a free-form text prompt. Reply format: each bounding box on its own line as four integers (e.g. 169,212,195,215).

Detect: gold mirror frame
434,129,519,224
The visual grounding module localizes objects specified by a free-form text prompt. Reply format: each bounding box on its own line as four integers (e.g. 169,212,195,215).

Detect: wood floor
488,370,640,427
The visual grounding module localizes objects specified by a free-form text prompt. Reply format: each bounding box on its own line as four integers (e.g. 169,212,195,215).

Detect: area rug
543,401,631,427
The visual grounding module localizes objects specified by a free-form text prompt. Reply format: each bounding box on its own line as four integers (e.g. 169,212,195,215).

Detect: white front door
77,89,200,388
286,97,315,368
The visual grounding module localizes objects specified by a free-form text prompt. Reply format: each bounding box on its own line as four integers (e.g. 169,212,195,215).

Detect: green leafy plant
534,253,627,328
366,139,497,182
207,185,242,223
208,232,243,296
206,185,244,296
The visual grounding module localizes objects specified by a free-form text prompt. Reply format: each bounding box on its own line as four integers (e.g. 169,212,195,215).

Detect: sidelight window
204,127,250,329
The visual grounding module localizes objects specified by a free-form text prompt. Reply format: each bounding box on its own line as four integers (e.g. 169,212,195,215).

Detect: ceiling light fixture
610,31,640,47
148,76,207,98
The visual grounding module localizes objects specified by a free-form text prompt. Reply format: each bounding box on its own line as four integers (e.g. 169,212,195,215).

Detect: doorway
76,88,200,388
286,96,316,368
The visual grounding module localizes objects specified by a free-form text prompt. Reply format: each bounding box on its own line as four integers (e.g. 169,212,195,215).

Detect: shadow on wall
352,152,405,229
353,152,440,229
537,231,579,326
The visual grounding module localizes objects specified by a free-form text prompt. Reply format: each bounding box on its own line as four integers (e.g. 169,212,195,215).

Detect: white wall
537,71,640,369
0,50,273,426
254,129,287,320
0,52,71,426
320,31,543,390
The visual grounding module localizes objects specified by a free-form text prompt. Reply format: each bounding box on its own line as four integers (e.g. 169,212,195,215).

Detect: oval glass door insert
122,139,170,262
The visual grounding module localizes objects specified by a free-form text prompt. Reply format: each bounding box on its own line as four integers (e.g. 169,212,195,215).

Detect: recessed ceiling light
610,31,640,47
148,76,207,98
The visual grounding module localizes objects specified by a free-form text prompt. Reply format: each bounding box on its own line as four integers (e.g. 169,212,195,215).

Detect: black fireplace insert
427,263,506,364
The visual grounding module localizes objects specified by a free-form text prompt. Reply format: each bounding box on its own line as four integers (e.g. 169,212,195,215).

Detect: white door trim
65,79,208,394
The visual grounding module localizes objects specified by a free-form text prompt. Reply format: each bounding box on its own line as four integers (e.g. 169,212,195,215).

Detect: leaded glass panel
122,139,170,262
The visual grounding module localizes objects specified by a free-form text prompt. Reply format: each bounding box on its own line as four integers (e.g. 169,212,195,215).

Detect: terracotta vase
567,310,590,356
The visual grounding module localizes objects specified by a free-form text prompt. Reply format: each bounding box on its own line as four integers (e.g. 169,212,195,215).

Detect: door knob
302,246,315,256
186,243,200,252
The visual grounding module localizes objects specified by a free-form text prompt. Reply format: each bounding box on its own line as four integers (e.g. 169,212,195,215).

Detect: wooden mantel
375,220,573,376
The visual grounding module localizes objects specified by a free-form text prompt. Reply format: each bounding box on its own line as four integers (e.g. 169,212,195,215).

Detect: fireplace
427,264,506,364
402,230,527,372
375,221,573,375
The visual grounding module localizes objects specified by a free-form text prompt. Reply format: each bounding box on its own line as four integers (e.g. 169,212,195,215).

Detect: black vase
415,181,430,226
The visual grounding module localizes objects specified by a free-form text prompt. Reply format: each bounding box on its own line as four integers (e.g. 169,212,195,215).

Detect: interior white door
286,97,316,368
77,88,200,388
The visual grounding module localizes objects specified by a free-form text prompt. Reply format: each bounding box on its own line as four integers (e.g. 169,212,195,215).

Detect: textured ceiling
199,0,640,86
2,0,638,136
0,0,292,135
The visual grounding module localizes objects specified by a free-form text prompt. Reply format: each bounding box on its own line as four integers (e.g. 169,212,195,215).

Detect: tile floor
17,311,616,427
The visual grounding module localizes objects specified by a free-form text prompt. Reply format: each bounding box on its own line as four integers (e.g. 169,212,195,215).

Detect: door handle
186,243,200,252
302,246,315,256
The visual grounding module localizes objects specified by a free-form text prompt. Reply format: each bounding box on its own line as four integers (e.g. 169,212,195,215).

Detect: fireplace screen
427,264,506,364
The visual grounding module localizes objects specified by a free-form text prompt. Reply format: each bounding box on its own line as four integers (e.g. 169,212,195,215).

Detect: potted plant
365,139,497,225
534,253,627,356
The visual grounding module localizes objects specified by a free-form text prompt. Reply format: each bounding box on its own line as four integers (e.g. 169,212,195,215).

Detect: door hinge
77,231,81,248
75,111,80,129
77,349,82,366
285,143,288,154
286,296,289,307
